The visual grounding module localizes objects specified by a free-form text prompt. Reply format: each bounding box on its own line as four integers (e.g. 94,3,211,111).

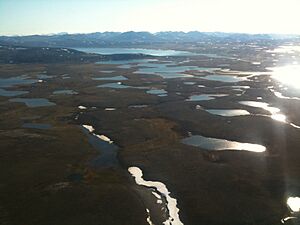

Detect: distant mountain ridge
0,31,299,47
0,44,154,64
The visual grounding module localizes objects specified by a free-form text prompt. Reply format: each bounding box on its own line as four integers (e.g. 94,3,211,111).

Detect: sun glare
270,65,300,89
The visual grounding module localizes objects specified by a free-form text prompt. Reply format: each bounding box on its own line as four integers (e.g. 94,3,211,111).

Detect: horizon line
1,30,300,37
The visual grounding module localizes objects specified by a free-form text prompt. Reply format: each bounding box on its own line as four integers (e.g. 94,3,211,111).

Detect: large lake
74,47,197,56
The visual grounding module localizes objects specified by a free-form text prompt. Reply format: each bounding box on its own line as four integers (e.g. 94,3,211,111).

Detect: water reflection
239,102,273,112
0,75,38,97
37,74,54,79
269,65,300,89
252,62,261,65
96,57,220,79
96,59,156,65
134,63,216,79
0,88,28,97
268,45,300,54
271,114,287,123
146,89,168,97
9,98,56,107
128,166,184,225
272,90,300,100
181,135,266,152
201,74,248,83
287,197,300,212
82,125,118,167
206,109,250,117
92,75,128,81
75,47,197,56
105,108,116,111
78,105,87,110
281,216,298,224
184,82,196,85
0,75,37,88
97,82,131,89
239,101,286,122
187,95,215,101
281,197,300,224
187,94,228,101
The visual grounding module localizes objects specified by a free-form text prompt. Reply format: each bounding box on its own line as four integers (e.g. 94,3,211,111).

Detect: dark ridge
0,45,155,64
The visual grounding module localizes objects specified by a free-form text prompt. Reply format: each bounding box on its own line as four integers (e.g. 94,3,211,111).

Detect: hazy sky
1,0,300,35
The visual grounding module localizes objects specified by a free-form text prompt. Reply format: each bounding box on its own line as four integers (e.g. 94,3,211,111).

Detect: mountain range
0,31,299,48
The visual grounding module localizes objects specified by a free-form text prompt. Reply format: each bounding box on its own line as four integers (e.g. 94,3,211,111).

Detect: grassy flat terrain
0,41,300,224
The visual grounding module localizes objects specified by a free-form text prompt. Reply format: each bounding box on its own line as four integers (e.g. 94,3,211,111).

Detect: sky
1,0,300,36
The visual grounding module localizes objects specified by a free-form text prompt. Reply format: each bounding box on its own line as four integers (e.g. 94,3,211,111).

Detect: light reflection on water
75,47,197,56
287,197,300,212
146,89,168,97
201,74,248,83
271,89,300,100
269,65,300,89
206,109,250,117
97,82,131,89
271,114,287,123
128,166,184,225
239,101,286,122
282,197,300,224
96,59,156,65
187,94,228,101
281,216,298,224
268,45,300,54
182,135,266,152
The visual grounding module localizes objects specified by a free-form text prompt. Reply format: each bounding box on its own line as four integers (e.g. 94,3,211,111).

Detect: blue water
186,94,216,101
0,75,37,88
0,88,28,97
75,47,197,57
97,82,148,90
96,59,157,65
206,109,250,116
9,98,56,107
96,57,219,79
134,64,217,79
198,53,235,59
201,75,248,83
97,82,131,89
181,135,266,152
92,75,128,81
37,74,54,79
82,126,118,167
184,82,196,85
22,123,52,130
118,64,134,69
146,89,168,97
